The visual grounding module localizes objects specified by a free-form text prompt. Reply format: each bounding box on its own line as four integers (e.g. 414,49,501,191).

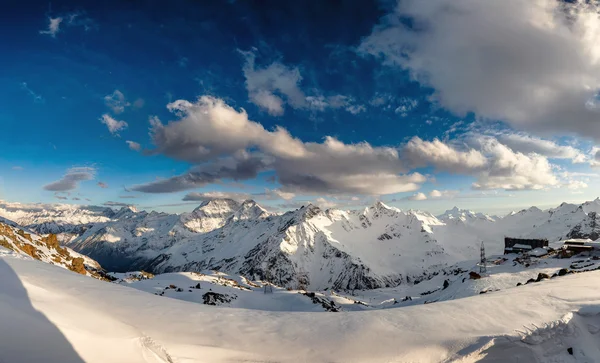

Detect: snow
4,197,600,293
529,247,548,257
2,251,600,362
512,243,533,250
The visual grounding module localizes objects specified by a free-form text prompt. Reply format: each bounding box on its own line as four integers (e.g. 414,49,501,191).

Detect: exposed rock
69,257,87,275
301,292,340,312
558,268,569,276
202,292,234,306
536,273,550,282
469,271,481,280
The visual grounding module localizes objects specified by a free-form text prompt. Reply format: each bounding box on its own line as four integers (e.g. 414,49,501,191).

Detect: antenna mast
480,241,487,274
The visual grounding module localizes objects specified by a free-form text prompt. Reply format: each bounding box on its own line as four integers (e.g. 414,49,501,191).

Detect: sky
1,0,600,215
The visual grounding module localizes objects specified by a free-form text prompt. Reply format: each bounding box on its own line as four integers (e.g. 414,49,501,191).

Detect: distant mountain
4,198,600,290
437,206,497,223
0,200,113,242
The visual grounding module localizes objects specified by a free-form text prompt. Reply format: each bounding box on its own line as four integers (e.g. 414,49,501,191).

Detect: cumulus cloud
405,136,560,191
360,0,600,139
241,50,306,116
104,90,130,114
100,114,128,135
314,197,338,209
97,182,108,188
566,180,588,190
404,137,487,173
472,138,558,190
182,191,251,202
40,17,63,37
44,167,96,191
12,166,23,171
126,140,141,151
492,133,586,163
406,192,427,201
143,96,422,195
429,189,459,199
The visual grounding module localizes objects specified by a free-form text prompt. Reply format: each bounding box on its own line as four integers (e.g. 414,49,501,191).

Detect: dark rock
526,278,536,284
558,268,569,276
202,292,234,306
568,347,573,355
443,279,450,289
469,271,481,280
536,273,550,282
516,283,522,286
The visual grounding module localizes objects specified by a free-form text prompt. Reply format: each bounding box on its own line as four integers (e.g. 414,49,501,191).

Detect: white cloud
40,17,63,37
262,188,295,201
11,166,23,171
104,90,130,114
315,197,338,209
140,96,425,195
492,132,586,163
566,180,588,190
472,138,558,190
394,98,418,117
407,192,427,201
100,114,128,135
405,136,560,191
126,141,141,151
360,0,600,139
306,94,365,114
43,167,96,191
429,189,459,199
241,51,306,116
404,137,487,173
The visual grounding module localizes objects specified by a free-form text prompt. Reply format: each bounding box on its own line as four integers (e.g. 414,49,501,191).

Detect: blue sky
1,0,600,215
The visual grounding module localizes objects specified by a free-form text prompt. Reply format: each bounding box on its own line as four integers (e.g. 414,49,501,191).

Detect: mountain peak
196,198,240,210
114,205,138,218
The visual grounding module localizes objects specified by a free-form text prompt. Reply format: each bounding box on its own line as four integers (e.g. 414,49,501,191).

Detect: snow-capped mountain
5,197,600,291
65,200,462,290
0,200,114,242
437,206,497,223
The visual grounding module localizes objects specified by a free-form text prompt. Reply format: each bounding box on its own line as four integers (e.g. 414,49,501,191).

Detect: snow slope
1,250,600,362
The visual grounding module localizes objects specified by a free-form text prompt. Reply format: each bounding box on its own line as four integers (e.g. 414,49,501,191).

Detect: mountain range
2,198,600,290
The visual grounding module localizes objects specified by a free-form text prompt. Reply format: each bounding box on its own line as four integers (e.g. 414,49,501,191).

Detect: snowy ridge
4,198,600,291
0,217,105,278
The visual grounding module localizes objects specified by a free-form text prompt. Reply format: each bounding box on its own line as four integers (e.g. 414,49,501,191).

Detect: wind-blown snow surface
1,250,600,362
5,198,600,291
